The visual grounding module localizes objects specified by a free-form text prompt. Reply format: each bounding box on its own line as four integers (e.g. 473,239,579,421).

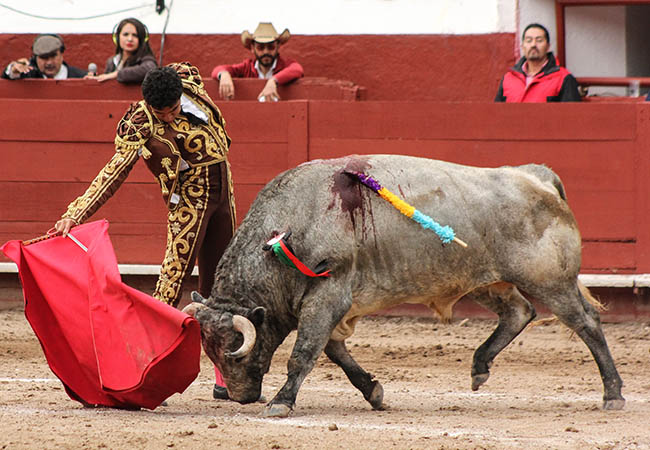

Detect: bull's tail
579,279,606,312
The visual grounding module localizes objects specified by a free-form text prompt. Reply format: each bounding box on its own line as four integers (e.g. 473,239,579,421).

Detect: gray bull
184,154,625,417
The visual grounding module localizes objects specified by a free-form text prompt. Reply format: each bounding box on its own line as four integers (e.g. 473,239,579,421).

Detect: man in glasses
495,23,581,102
211,22,304,102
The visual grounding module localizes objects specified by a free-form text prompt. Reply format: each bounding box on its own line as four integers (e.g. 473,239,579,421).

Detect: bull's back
236,155,581,323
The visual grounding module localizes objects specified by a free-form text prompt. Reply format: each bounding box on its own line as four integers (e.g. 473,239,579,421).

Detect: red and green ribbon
267,235,331,277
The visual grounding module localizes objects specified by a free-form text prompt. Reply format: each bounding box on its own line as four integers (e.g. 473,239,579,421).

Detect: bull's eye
230,335,244,352
222,335,247,362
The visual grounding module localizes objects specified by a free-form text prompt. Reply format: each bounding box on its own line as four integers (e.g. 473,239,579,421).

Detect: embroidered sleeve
61,102,151,224
115,101,152,152
168,62,206,97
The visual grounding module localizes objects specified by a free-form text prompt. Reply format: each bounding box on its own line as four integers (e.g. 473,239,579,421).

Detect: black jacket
2,57,86,80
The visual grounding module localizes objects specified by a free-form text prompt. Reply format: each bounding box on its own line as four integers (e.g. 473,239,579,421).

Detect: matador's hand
54,218,77,237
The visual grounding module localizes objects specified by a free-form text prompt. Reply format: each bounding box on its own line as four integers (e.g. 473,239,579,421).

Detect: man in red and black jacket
495,23,581,103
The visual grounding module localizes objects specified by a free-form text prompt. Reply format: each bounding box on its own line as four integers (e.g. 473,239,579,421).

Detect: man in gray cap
2,34,86,80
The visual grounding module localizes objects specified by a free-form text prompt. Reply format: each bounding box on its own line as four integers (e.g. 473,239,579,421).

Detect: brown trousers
153,161,236,307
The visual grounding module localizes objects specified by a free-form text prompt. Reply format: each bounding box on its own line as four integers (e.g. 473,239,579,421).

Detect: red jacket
495,53,581,103
211,55,304,85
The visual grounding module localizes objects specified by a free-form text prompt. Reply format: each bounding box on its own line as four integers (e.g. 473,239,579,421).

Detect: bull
183,154,625,417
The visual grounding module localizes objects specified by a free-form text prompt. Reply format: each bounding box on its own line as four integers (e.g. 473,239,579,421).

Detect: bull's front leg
263,289,351,418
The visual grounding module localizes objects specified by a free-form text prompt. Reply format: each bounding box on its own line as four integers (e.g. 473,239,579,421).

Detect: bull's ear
182,301,207,317
248,306,266,327
191,291,207,304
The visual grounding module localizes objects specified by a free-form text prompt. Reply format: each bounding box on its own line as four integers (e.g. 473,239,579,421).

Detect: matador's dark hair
141,66,183,109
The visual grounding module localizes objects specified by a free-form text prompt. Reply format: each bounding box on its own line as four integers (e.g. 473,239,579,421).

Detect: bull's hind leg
324,339,384,410
467,283,536,391
530,281,624,410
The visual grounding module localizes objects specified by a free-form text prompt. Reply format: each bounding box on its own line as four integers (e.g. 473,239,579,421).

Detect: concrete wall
0,33,516,102
0,1,524,102
5,1,649,99
567,6,626,96
626,5,650,79
0,0,517,34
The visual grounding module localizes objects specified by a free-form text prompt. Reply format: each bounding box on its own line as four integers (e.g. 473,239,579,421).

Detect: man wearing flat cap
211,22,304,101
2,34,86,80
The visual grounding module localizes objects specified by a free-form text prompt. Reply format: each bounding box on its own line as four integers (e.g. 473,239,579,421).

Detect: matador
55,62,236,308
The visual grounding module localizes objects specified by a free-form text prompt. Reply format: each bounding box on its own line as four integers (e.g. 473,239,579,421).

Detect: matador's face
150,99,181,124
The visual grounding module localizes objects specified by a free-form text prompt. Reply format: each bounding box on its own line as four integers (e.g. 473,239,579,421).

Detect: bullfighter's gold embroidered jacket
62,62,231,224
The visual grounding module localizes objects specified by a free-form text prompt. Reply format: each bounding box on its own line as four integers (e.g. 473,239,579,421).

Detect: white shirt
111,54,124,70
254,58,277,80
180,94,209,123
52,65,68,79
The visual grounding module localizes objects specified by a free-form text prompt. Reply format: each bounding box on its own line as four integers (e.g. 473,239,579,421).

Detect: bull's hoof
368,382,384,410
262,403,292,418
471,373,490,391
603,398,625,410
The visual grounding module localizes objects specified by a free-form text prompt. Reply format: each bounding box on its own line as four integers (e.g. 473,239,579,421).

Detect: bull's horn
226,314,256,358
182,302,207,317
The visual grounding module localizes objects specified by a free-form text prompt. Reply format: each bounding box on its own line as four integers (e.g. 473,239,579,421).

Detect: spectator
495,23,581,103
53,63,239,402
2,34,86,80
85,18,157,84
211,22,304,102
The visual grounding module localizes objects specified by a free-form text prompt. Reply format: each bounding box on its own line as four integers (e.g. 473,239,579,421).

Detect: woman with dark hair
86,18,157,84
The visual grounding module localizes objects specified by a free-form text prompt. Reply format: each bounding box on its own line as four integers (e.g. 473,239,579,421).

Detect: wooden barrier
0,77,364,101
2,91,650,277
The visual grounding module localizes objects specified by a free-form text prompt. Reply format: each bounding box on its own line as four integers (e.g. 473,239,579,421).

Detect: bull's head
183,291,267,404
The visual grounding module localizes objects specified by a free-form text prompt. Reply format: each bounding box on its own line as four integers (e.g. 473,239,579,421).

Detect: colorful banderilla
347,171,468,248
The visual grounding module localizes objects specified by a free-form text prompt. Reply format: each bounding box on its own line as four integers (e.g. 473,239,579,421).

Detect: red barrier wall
2,86,650,276
0,33,515,101
0,77,363,101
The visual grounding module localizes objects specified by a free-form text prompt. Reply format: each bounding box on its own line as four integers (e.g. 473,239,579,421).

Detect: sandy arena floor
0,307,649,449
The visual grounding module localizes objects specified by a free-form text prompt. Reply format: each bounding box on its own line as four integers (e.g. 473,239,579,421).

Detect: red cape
1,220,201,410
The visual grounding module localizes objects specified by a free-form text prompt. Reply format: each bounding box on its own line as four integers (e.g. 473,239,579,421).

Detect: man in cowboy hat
211,22,304,102
2,34,86,80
